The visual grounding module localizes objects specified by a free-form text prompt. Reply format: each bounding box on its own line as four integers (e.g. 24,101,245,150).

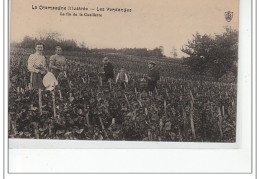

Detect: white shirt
28,53,46,73
116,72,129,83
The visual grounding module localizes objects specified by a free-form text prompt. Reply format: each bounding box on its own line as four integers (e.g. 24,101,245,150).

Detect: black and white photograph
9,0,239,143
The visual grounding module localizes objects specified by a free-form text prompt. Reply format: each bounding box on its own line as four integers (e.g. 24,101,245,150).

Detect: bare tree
38,30,61,41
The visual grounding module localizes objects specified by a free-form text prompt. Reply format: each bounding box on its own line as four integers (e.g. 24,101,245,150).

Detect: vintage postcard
9,0,239,144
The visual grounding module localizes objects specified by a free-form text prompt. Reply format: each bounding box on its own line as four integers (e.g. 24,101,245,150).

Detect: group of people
100,57,160,92
27,42,160,109
27,42,67,90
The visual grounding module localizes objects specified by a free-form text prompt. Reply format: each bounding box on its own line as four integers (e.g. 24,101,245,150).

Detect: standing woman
49,46,68,97
27,41,47,111
49,46,67,79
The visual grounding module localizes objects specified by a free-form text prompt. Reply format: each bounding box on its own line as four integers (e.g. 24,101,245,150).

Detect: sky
10,0,239,57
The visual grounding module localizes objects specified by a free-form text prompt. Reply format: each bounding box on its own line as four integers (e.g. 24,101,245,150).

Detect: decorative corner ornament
225,11,233,22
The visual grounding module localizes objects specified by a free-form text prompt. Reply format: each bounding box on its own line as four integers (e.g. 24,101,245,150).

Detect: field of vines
8,48,237,142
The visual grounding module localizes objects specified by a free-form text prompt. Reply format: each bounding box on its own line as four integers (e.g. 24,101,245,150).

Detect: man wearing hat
147,61,160,92
102,57,114,82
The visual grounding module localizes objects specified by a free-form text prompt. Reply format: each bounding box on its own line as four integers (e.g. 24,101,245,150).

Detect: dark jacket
148,67,160,82
104,62,114,79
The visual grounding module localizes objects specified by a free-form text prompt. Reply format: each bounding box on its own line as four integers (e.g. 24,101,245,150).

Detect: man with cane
27,41,47,112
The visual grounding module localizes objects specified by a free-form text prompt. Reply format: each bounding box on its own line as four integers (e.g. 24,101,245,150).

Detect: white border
8,139,239,149
3,0,255,175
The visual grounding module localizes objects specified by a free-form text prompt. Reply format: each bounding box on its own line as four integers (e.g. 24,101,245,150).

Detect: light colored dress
27,53,46,89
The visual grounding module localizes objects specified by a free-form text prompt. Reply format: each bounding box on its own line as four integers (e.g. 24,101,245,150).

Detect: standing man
27,41,47,111
147,61,160,92
102,57,114,82
49,46,67,79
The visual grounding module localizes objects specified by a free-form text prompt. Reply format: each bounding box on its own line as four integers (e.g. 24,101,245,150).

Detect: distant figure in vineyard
116,68,129,89
27,41,47,110
49,46,68,79
147,61,160,92
102,57,114,82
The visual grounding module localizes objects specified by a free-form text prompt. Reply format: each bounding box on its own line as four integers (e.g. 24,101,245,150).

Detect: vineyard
8,48,237,142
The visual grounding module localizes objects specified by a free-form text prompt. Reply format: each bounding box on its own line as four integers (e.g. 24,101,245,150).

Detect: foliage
86,47,164,58
8,48,237,142
14,33,164,57
181,27,238,79
16,32,82,51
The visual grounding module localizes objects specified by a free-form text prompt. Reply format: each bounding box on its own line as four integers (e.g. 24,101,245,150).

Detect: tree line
11,35,83,51
86,48,164,58
11,33,164,58
11,27,238,80
182,27,238,80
